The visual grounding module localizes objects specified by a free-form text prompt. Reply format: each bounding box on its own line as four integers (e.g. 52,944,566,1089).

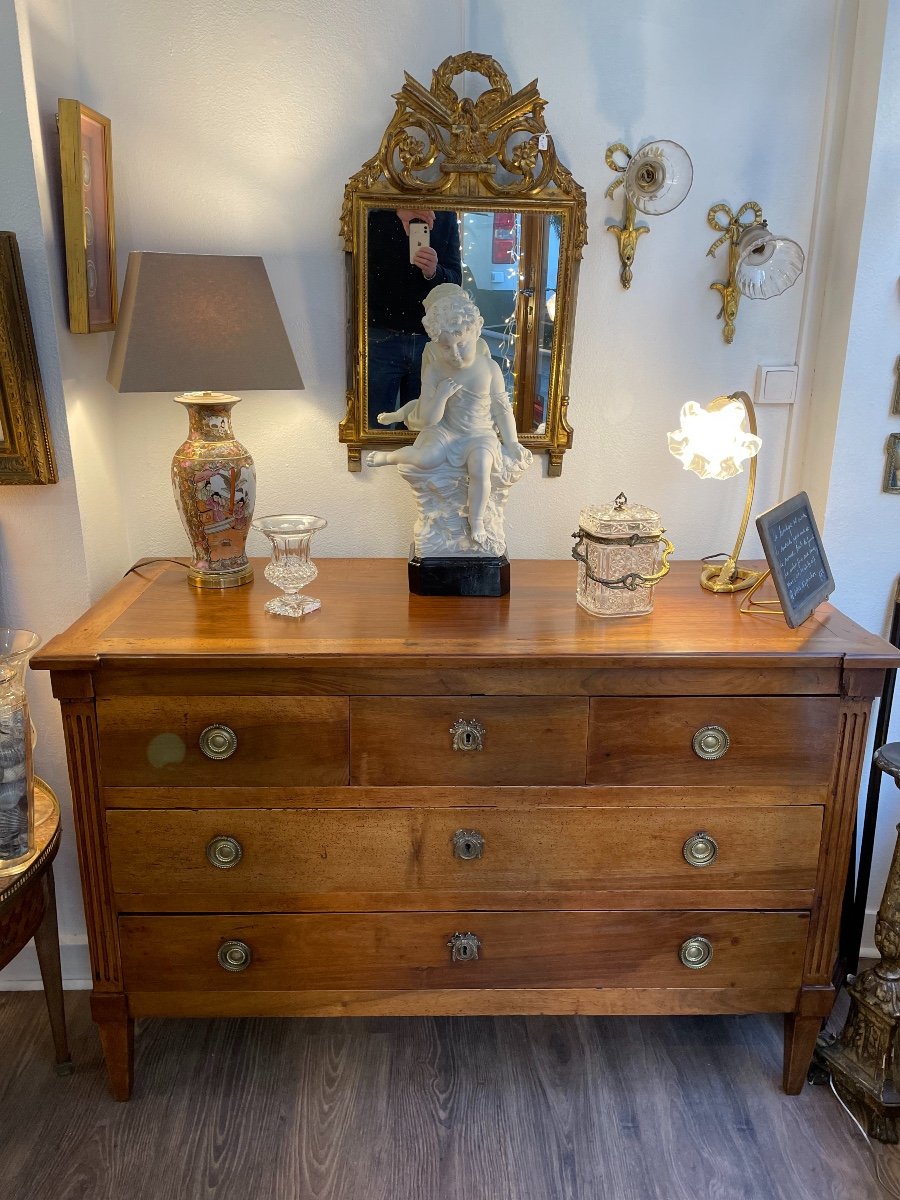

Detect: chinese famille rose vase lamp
107,253,303,588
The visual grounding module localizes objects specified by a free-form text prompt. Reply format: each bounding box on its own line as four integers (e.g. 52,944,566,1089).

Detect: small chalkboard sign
755,492,834,628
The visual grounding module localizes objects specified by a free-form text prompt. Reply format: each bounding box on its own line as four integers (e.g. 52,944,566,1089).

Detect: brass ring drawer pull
217,939,252,972
679,936,713,970
682,831,719,868
206,835,243,869
450,718,485,752
692,725,730,760
453,829,485,860
199,724,238,760
448,931,481,962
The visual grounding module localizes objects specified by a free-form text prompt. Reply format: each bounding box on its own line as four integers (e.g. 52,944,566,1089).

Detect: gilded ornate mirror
339,53,587,475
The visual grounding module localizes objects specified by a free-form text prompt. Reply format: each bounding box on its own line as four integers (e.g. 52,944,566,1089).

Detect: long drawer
588,696,840,786
97,696,349,787
119,910,810,992
107,806,823,911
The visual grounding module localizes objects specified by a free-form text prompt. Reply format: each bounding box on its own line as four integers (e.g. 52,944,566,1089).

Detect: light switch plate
755,364,798,405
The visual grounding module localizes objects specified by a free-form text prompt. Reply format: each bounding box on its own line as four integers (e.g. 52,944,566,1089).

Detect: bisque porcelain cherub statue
366,284,532,554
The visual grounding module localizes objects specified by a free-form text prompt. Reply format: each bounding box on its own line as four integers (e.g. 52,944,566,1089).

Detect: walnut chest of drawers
33,558,900,1100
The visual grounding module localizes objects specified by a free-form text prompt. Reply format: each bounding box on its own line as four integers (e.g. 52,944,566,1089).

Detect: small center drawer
97,696,349,787
350,697,588,785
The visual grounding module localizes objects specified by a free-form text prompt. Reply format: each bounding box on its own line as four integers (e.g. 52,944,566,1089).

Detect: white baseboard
0,937,92,990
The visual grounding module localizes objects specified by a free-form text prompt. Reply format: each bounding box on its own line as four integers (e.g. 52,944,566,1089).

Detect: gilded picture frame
0,233,57,485
884,432,900,495
58,98,118,333
339,53,587,476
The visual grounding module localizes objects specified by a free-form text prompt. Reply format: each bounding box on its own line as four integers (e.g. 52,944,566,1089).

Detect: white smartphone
409,222,430,264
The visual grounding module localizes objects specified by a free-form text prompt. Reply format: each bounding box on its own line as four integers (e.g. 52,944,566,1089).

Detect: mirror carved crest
340,53,587,475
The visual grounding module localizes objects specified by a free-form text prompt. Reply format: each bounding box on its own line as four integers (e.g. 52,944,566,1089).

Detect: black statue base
408,552,510,596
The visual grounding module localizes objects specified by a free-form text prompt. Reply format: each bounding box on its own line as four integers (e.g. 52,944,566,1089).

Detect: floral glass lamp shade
107,252,303,589
667,391,762,593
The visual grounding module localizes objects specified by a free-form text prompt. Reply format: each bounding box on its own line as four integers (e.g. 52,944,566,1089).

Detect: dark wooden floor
1,992,898,1200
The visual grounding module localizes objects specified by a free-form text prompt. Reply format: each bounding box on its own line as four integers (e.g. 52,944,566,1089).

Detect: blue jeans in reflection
367,327,428,428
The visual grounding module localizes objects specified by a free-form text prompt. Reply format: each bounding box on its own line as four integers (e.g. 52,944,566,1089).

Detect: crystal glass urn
0,629,40,869
572,493,674,618
252,515,327,617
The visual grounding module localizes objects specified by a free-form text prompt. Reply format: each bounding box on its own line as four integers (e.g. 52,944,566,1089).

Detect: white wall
62,0,838,570
3,0,898,984
821,0,900,949
0,0,95,985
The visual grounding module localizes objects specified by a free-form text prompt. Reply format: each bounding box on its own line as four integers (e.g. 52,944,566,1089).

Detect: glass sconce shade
624,140,693,216
667,397,762,480
734,225,805,299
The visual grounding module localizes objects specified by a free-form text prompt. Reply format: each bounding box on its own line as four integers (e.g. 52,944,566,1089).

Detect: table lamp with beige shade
107,252,303,589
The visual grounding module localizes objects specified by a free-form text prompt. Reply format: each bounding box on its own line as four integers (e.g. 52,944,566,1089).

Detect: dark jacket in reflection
367,210,462,333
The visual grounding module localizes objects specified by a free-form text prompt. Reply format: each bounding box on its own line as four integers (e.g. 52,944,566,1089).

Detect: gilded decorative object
0,233,57,485
57,99,117,333
812,743,900,1143
198,724,239,760
707,202,804,343
448,932,482,962
340,52,586,475
884,432,900,495
171,395,255,589
668,391,763,593
450,717,486,752
206,836,243,870
605,140,693,289
692,726,730,761
452,829,485,860
572,493,673,617
680,936,714,969
682,832,719,867
217,940,252,972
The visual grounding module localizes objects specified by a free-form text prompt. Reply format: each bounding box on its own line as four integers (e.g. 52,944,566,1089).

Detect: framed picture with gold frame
885,432,900,495
57,98,117,333
0,233,57,484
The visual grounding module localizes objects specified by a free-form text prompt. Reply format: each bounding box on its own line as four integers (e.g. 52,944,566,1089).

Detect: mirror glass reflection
365,207,561,435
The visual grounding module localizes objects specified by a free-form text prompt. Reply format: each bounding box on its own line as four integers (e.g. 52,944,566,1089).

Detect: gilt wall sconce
706,202,804,343
605,140,693,289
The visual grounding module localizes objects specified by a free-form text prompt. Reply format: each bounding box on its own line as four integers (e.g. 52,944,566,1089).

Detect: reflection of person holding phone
367,208,462,426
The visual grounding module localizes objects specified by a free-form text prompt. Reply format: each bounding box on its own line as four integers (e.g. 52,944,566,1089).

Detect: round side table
0,777,73,1074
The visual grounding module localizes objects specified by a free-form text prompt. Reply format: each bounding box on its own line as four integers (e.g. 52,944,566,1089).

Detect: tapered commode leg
784,987,834,1094
33,868,72,1074
91,992,134,1101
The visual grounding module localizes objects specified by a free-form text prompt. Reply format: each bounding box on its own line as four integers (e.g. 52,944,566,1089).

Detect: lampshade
667,396,761,480
667,391,763,594
734,225,805,300
107,252,303,393
624,139,693,217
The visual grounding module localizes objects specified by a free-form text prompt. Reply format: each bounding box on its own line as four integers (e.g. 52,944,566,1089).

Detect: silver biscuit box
572,492,673,617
